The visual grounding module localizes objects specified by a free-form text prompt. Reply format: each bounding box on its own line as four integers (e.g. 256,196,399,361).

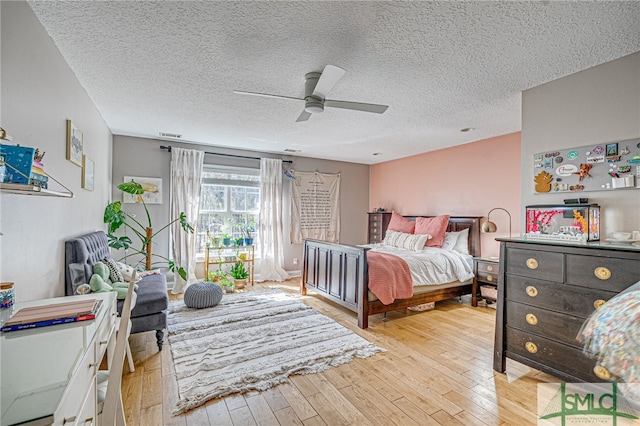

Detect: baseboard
286,270,302,278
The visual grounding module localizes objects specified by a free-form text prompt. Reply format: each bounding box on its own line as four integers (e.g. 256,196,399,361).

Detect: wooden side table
204,245,255,286
472,257,499,307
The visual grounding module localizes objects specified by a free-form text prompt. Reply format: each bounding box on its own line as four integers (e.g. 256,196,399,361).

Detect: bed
301,215,482,328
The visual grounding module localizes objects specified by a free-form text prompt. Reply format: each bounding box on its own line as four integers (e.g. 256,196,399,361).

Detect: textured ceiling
28,1,640,164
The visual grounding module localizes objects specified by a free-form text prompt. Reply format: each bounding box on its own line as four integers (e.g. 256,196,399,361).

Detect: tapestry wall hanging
290,171,340,244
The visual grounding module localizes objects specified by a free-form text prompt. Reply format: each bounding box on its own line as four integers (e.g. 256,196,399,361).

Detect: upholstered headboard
64,231,111,296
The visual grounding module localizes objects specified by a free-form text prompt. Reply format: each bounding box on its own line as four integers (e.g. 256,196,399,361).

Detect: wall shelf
0,182,73,198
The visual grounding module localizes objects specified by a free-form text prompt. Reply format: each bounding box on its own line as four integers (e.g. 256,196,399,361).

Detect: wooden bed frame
301,216,482,328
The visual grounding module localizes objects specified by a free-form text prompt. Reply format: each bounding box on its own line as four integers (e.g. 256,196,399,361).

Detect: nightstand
472,257,499,307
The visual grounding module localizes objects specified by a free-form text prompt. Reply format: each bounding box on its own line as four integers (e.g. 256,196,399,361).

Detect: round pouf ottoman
184,282,223,309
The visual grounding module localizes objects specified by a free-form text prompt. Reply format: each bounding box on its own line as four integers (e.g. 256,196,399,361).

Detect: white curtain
170,148,204,294
257,158,290,282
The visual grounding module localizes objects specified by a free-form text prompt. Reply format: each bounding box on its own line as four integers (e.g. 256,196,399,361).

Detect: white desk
1,292,117,426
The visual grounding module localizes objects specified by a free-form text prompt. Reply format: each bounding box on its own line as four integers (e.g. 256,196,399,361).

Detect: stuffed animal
90,262,137,299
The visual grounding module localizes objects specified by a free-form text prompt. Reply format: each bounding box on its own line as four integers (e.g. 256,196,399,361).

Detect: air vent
284,149,301,153
159,132,182,139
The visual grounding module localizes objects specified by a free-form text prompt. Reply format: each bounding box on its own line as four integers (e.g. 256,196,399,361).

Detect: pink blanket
367,251,413,305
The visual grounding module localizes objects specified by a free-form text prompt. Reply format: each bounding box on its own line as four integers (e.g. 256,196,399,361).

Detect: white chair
116,290,137,373
98,272,136,426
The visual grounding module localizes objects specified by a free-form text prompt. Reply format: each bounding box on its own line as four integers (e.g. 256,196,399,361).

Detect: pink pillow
387,211,415,234
415,215,450,247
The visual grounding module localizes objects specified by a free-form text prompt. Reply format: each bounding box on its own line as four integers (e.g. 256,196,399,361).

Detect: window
196,166,260,255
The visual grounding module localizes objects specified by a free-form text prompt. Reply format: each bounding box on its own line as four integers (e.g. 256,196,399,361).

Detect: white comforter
366,244,474,287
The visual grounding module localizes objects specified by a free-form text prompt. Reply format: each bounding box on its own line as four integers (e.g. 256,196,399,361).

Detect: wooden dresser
367,212,392,243
494,238,640,382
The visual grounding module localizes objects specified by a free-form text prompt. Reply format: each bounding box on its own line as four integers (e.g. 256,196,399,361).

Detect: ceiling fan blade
324,100,389,114
233,90,302,101
296,110,312,122
311,65,346,99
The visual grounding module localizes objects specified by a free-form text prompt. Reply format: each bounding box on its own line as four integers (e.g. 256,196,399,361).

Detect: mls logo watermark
538,383,640,425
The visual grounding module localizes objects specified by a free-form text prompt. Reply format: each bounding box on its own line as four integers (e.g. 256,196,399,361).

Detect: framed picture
606,142,618,156
123,176,162,204
82,155,94,191
66,120,83,166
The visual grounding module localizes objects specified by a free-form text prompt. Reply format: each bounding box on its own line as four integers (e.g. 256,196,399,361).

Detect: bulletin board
533,138,640,194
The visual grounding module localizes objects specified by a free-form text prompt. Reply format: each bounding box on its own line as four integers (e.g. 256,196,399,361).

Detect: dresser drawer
506,301,585,348
505,327,608,382
506,248,563,281
54,341,97,425
566,254,640,292
477,261,499,284
506,275,617,318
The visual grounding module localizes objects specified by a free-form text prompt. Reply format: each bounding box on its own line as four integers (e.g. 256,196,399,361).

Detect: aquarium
525,204,600,242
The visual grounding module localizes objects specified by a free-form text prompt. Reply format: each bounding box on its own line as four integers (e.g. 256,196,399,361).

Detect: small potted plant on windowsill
236,221,255,246
230,261,249,289
221,233,232,247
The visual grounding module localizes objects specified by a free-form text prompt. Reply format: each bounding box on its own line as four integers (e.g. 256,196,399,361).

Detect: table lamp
482,207,512,238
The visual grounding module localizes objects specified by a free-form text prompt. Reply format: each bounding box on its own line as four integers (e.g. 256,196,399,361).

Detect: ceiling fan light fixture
304,100,324,114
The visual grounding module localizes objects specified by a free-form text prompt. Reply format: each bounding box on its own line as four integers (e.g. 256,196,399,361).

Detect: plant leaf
104,202,125,233
179,212,194,233
118,181,145,195
107,234,132,250
177,266,187,281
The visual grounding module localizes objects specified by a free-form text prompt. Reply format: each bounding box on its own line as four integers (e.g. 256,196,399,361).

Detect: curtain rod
160,145,293,164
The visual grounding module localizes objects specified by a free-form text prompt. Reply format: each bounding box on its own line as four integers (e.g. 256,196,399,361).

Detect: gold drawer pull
525,342,538,354
526,286,538,297
594,267,611,280
526,313,538,325
487,265,494,272
526,258,538,269
594,299,606,309
486,275,493,282
593,365,611,380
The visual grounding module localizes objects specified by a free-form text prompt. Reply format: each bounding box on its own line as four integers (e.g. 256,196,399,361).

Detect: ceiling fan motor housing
304,72,324,113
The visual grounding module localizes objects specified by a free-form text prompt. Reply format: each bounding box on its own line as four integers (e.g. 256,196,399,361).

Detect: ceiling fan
234,65,389,122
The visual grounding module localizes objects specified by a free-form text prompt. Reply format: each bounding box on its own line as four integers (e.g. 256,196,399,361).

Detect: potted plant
234,237,244,246
219,275,234,293
103,181,193,280
236,221,255,246
207,269,227,283
229,261,249,289
221,233,232,247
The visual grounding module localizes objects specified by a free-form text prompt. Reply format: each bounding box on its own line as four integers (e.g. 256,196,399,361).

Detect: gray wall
1,1,113,301
112,136,370,278
521,52,640,236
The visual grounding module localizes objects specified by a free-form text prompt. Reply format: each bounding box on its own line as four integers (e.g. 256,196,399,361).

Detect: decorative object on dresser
472,257,499,307
167,289,383,415
302,215,482,328
481,207,512,237
493,238,640,383
65,231,170,350
367,211,392,243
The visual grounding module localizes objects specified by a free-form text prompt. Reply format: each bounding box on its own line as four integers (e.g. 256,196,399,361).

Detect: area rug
167,288,384,414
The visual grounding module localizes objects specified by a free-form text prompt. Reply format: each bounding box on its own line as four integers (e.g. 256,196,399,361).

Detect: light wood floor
122,279,557,425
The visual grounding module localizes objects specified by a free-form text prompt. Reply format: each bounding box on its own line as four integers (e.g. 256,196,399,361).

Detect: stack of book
1,298,102,332
30,148,48,189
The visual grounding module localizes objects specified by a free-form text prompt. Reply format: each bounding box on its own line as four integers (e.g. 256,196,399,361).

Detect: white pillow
383,230,430,252
443,228,470,255
115,261,135,280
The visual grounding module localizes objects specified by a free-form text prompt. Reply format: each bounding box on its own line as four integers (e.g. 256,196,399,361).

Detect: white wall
112,135,370,278
1,1,112,301
521,52,640,236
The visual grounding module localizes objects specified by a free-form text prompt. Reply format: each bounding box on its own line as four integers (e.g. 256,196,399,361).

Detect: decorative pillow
102,257,124,283
442,228,470,254
115,261,135,280
387,211,415,234
452,228,470,255
383,230,430,252
415,215,450,247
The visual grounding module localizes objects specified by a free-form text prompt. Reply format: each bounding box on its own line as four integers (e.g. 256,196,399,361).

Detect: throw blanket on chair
367,251,413,305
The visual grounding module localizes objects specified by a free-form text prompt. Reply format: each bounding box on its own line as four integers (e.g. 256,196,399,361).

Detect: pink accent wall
370,132,521,258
